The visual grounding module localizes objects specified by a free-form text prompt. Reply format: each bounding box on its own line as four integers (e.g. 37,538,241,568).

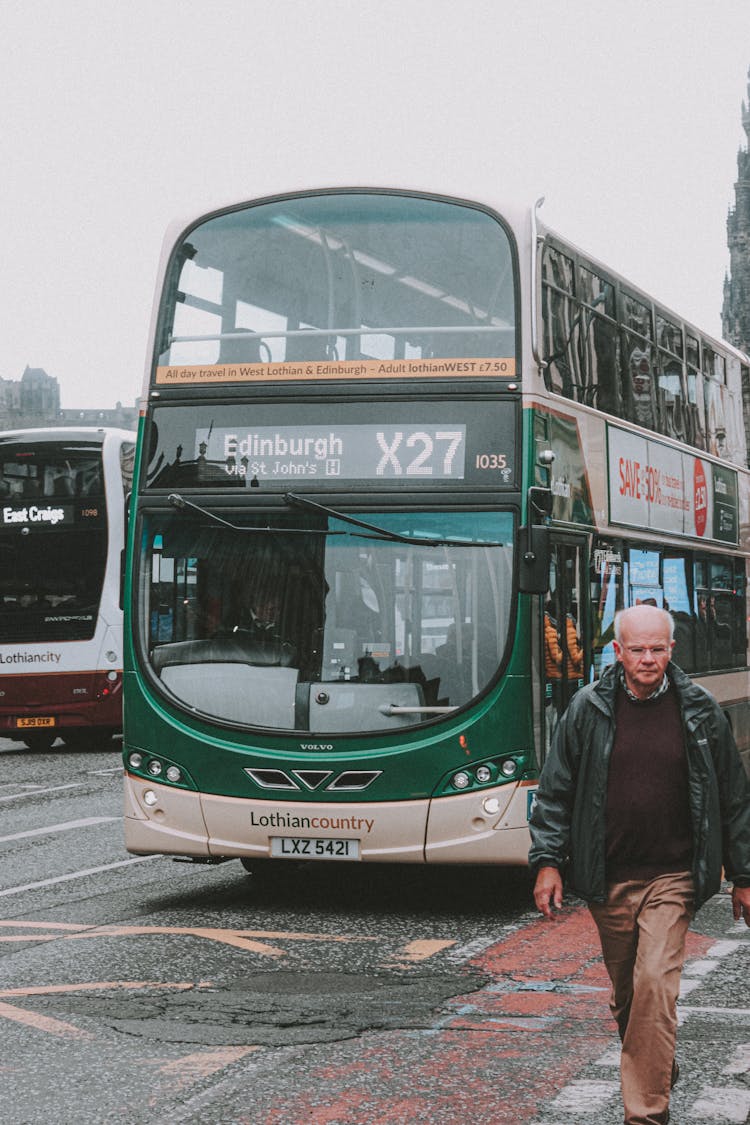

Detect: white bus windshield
0,444,107,642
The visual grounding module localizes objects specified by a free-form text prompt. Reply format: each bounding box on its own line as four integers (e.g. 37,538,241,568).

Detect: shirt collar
617,663,670,703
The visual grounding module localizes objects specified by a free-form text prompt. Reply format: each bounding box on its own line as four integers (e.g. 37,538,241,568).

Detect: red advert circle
694,460,707,537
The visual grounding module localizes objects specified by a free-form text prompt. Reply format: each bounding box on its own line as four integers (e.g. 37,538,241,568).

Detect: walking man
529,603,750,1125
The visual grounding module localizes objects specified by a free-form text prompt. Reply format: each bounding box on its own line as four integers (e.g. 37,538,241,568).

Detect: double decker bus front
0,433,124,750
125,189,536,866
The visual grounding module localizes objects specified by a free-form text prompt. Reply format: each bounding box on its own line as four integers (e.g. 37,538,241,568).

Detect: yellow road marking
147,1046,262,1108
0,982,208,1040
0,1000,94,1040
387,939,457,963
0,981,203,999
0,936,60,942
155,1046,260,1092
70,927,285,957
0,921,453,965
0,921,88,929
0,919,377,957
61,924,378,957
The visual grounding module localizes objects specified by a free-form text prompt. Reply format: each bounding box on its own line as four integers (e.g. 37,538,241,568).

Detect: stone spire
722,66,750,352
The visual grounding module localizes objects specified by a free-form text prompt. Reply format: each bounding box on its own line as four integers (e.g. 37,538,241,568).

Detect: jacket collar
592,659,714,727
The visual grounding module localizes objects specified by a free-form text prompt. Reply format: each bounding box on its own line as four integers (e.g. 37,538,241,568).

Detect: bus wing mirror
518,486,552,595
518,523,550,594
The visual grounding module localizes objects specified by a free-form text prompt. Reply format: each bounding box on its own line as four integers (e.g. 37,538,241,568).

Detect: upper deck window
155,192,518,386
621,294,652,341
0,443,103,499
579,265,615,317
541,236,743,462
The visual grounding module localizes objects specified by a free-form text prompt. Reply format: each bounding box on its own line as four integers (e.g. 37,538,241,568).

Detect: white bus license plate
270,836,360,860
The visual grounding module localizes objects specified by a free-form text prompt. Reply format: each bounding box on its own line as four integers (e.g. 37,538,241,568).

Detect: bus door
542,539,587,753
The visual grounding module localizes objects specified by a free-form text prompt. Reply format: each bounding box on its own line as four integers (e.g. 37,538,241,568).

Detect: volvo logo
300,742,333,751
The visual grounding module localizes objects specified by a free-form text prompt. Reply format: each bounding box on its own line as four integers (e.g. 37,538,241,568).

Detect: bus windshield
143,509,515,733
0,443,108,642
155,192,517,380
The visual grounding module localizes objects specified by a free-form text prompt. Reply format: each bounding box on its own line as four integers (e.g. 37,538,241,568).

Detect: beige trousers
589,871,694,1125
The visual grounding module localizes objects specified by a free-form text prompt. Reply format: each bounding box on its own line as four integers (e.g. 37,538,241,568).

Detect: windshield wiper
283,492,508,548
167,493,342,536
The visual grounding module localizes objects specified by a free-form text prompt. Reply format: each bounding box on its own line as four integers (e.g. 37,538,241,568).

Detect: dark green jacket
529,662,750,909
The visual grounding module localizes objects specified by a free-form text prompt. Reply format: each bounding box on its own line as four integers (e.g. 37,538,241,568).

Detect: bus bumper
123,773,536,866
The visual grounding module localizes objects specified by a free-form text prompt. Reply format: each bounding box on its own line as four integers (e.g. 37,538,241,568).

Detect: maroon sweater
605,686,693,882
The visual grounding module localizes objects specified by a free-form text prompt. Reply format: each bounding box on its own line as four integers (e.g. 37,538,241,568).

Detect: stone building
0,365,137,431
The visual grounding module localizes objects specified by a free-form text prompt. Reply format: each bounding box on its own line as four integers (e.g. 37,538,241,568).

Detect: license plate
16,717,56,729
270,836,360,860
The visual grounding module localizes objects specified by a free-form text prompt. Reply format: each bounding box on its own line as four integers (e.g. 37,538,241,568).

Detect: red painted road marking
240,906,717,1125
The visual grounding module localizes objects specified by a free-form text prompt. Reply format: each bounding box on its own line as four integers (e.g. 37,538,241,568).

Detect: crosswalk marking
688,1086,750,1123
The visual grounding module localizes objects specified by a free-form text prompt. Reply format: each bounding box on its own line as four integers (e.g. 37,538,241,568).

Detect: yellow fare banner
155,356,516,386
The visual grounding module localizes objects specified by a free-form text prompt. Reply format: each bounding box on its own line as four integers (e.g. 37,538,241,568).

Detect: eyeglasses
622,645,671,657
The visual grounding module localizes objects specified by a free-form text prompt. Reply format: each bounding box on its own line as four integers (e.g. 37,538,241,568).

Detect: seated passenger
240,594,281,636
231,591,296,666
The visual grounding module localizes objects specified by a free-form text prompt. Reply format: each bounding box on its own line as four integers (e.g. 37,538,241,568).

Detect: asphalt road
0,735,748,1125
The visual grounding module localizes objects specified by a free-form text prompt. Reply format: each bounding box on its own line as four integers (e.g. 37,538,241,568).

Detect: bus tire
22,733,57,752
63,729,116,751
240,858,291,879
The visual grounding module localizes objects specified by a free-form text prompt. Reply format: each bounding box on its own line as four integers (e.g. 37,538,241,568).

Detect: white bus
0,427,135,750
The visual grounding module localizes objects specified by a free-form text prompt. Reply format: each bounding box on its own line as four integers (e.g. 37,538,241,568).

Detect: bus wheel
63,730,113,751
240,858,290,879
22,733,57,752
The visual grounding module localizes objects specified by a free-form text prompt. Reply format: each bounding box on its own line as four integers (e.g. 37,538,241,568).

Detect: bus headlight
123,749,197,791
436,752,528,797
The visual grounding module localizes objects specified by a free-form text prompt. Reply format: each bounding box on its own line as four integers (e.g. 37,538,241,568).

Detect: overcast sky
2,0,750,408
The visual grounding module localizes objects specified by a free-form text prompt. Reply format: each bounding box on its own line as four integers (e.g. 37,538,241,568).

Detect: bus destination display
1,504,104,531
196,424,469,482
146,399,517,489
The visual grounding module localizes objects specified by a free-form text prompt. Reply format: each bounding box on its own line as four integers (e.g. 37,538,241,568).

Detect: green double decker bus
123,187,750,871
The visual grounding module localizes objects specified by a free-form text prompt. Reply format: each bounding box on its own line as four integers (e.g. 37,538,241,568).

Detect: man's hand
533,865,563,920
732,884,750,928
